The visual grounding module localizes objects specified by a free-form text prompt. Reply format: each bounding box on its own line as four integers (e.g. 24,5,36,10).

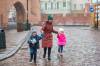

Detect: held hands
40,29,44,33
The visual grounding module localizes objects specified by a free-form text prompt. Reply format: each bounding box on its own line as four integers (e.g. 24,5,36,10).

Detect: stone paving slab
0,30,30,61
1,26,100,66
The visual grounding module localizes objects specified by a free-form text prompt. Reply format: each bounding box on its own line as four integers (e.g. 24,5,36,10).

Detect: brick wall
0,0,41,28
41,13,92,25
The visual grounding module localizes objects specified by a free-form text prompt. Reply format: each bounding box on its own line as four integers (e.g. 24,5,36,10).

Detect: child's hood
31,35,38,38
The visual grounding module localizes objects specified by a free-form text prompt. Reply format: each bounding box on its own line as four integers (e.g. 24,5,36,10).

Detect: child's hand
40,30,44,33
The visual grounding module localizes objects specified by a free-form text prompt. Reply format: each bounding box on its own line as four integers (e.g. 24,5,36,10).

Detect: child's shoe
29,61,33,63
60,53,63,56
43,54,46,59
29,59,33,63
48,57,51,61
34,60,37,64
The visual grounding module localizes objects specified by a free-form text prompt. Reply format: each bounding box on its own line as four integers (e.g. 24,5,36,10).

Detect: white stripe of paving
0,30,31,61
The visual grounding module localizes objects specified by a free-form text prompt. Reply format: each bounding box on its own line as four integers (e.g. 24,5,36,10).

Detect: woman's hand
53,30,58,34
40,29,44,33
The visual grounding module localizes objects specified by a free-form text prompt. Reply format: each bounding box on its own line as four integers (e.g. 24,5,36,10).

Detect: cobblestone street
0,29,29,61
0,26,100,66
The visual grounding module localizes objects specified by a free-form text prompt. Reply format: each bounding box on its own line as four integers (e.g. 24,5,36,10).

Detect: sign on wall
89,5,94,12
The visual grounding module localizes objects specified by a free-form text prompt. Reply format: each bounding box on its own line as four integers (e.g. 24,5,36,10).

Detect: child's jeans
29,47,37,62
58,45,64,53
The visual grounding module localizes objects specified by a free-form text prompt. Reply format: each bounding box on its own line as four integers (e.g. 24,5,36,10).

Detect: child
28,30,43,63
57,28,67,56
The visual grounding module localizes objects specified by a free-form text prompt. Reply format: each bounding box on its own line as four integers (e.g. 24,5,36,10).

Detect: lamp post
96,0,99,29
25,0,30,30
27,0,28,24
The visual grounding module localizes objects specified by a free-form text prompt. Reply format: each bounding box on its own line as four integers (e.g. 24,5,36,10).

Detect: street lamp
96,0,99,29
27,0,28,24
25,0,30,30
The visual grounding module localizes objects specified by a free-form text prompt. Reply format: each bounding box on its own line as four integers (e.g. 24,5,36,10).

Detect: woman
42,15,58,60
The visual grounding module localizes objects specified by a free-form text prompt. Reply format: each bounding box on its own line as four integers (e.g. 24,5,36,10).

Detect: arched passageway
8,2,26,32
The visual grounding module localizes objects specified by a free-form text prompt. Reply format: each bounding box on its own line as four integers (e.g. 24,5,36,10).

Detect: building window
74,4,76,10
80,4,83,9
51,2,53,10
67,1,71,10
63,2,66,7
45,3,47,10
40,2,45,11
48,3,51,10
57,2,59,9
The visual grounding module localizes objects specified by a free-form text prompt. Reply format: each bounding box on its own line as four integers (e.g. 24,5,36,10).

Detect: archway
14,2,25,32
8,2,25,32
8,6,16,30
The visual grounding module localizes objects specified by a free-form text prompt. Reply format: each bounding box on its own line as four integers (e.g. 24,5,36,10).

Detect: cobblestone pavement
0,30,29,60
5,30,29,48
0,26,100,66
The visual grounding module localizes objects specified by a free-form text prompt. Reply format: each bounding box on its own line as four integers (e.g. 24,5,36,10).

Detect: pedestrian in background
57,28,67,56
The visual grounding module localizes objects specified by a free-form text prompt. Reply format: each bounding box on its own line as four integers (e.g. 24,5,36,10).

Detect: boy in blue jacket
28,31,43,63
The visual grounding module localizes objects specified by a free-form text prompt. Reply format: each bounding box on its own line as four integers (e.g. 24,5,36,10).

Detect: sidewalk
0,30,30,61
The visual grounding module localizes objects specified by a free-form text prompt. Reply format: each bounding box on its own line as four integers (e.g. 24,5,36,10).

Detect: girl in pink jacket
57,28,67,55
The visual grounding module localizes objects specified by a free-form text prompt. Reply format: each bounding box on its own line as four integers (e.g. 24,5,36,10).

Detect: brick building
40,0,92,25
0,0,41,30
0,0,99,29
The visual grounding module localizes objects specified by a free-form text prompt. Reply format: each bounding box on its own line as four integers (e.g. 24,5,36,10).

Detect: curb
0,30,31,61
